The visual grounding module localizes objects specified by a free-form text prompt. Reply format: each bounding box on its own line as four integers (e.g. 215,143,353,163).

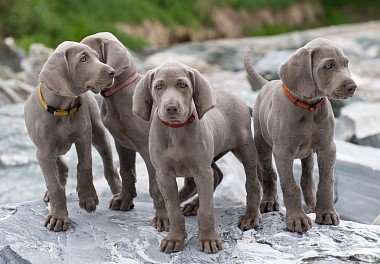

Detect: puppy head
39,41,115,97
279,38,356,100
132,62,215,122
81,32,132,78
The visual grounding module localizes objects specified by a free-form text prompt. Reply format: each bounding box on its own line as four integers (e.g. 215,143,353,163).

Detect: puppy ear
39,47,76,97
188,68,216,119
279,47,316,99
103,39,132,74
133,70,154,121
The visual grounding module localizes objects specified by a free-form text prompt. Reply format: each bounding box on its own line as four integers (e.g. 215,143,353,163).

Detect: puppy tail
244,49,268,88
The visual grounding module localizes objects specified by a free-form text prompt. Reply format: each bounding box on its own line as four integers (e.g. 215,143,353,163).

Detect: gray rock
0,78,34,106
352,134,380,149
0,38,24,72
21,43,53,86
0,198,379,264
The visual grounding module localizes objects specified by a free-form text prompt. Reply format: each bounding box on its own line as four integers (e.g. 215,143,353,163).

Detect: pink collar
157,109,196,128
101,71,139,97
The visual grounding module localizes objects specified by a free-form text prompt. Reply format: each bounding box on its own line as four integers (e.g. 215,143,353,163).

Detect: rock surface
0,197,379,264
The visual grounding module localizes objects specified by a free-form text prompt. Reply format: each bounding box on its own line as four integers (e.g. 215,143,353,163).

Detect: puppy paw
182,201,199,216
238,211,262,231
286,211,312,232
315,210,340,225
43,191,50,203
44,213,69,232
160,236,185,253
78,187,99,213
109,193,134,211
198,238,223,254
152,211,170,232
260,199,280,213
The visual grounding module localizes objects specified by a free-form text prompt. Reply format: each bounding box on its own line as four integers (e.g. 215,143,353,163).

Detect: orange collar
101,71,139,97
281,83,325,112
157,109,196,128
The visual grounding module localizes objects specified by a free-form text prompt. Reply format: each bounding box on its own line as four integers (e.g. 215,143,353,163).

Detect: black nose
107,68,115,76
346,82,357,93
166,105,178,114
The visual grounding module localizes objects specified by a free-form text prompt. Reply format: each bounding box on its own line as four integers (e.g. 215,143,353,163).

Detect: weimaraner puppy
80,33,224,231
133,62,262,253
244,38,357,232
24,41,121,231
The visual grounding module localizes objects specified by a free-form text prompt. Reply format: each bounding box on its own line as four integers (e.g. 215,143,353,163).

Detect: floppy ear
132,70,154,121
279,47,316,99
39,48,76,97
188,68,216,119
103,39,132,74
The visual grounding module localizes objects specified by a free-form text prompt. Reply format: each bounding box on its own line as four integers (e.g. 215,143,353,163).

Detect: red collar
157,109,196,128
282,83,325,112
101,71,139,97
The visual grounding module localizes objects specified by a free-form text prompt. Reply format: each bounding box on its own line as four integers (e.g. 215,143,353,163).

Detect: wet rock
0,37,24,72
0,198,379,264
21,43,53,86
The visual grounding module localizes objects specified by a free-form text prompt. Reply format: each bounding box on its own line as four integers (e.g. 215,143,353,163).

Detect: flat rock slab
0,196,379,264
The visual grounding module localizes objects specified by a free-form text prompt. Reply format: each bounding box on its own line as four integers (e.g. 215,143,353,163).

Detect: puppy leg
91,111,121,195
37,151,69,231
145,158,169,232
178,178,196,204
235,145,262,231
43,156,68,203
301,154,316,213
109,141,136,211
315,145,340,225
182,162,223,216
75,136,99,213
193,166,222,254
156,171,186,253
274,150,312,232
255,133,280,212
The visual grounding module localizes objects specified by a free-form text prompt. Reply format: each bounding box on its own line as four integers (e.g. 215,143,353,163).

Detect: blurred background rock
0,0,379,224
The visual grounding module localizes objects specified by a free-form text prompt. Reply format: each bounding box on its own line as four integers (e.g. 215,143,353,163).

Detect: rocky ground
0,196,379,264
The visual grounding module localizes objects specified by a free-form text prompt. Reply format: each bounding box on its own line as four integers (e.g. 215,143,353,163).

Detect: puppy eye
179,82,188,88
325,63,332,69
345,60,349,67
155,84,162,90
80,55,87,62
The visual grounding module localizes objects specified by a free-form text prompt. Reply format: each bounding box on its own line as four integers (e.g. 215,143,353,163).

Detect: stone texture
0,38,24,73
0,198,379,264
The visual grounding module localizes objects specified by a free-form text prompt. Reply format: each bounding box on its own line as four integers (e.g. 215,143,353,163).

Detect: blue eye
179,82,188,88
325,63,332,69
155,84,162,90
80,55,87,62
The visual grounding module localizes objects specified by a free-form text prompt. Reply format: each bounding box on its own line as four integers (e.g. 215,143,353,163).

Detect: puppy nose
346,82,357,93
166,105,178,114
107,68,115,76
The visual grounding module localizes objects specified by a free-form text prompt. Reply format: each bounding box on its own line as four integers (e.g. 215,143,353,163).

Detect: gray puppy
245,38,357,232
80,33,224,232
24,41,121,231
133,62,262,253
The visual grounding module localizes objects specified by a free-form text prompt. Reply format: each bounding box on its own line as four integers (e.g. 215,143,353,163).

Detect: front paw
44,212,69,232
109,193,134,211
198,237,223,254
286,211,312,232
315,209,340,225
238,211,262,231
182,200,199,216
152,209,170,232
260,197,280,213
160,235,185,253
78,187,99,213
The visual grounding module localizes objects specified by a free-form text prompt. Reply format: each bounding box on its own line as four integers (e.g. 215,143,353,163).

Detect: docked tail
244,49,269,88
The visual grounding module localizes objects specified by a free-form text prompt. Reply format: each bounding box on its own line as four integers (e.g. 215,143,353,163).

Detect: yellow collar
38,84,81,116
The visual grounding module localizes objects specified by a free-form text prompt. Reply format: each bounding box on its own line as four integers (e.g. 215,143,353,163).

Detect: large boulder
21,43,53,86
0,198,379,263
0,38,24,72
